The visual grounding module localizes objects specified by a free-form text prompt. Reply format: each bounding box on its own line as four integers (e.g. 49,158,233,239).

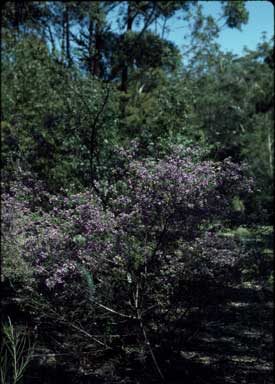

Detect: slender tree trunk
120,4,135,118
134,282,165,382
121,4,134,92
65,4,71,66
97,27,105,78
93,22,101,77
267,123,273,176
61,9,65,63
88,18,94,74
47,26,56,57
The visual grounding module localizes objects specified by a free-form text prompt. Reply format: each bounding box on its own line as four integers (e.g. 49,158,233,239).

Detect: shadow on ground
164,282,273,384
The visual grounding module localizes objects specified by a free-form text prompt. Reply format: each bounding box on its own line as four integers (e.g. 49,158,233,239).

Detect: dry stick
138,312,165,382
61,318,107,348
38,306,109,348
185,328,201,343
93,300,135,320
141,304,159,316
134,283,165,382
29,292,133,346
67,323,107,347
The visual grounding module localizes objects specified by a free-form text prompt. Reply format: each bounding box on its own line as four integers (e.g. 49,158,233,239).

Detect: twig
35,306,109,348
134,282,165,382
93,300,135,320
137,310,165,382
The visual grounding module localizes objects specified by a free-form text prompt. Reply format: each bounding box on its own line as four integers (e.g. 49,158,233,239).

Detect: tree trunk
267,123,273,177
121,5,134,91
61,8,65,63
120,4,135,116
65,4,71,66
93,22,101,77
88,18,94,74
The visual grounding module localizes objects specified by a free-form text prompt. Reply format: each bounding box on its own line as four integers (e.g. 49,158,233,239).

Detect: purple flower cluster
1,146,253,292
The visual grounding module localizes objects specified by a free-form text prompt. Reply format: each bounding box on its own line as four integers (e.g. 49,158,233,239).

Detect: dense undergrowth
2,144,273,383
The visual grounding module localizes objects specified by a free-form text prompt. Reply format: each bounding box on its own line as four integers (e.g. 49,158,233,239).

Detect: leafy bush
1,145,253,379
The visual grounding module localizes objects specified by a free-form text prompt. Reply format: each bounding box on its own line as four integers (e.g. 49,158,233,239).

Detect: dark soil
164,282,273,384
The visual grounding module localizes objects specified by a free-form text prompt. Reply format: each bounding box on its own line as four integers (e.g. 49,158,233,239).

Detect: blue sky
165,1,274,56
108,1,274,57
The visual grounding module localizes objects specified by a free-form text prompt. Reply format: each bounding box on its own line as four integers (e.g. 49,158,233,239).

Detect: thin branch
93,300,136,320
66,81,111,207
137,309,165,382
68,322,106,347
32,305,110,348
135,3,157,41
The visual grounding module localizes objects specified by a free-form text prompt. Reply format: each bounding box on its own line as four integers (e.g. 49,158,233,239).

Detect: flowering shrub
21,191,116,289
1,145,253,378
1,179,34,285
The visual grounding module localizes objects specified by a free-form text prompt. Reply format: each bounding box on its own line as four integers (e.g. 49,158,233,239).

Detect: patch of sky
107,1,274,59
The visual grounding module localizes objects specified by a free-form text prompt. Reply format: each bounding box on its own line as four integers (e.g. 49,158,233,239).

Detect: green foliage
118,31,182,73
2,0,263,197
0,318,34,384
1,239,34,287
1,34,120,191
183,36,274,221
120,69,194,147
221,0,249,30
